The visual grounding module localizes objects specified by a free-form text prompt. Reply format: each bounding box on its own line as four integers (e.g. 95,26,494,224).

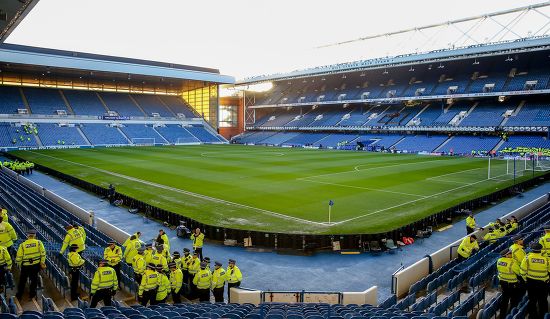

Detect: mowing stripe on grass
26,150,329,227
298,178,428,198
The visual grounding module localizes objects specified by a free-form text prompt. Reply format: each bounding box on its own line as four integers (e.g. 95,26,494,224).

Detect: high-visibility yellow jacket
226,265,243,284
123,238,141,264
457,237,479,259
138,269,159,296
144,249,154,264
510,243,526,276
173,257,182,270
483,232,498,243
211,267,226,289
0,221,17,247
193,269,212,289
76,226,86,244
103,246,122,266
181,254,192,271
0,245,12,268
60,228,85,254
539,233,550,256
123,233,139,247
190,233,205,248
169,268,183,293
466,216,476,229
520,252,550,281
510,221,518,232
91,266,117,294
188,257,200,275
160,233,170,251
16,238,45,266
68,251,85,268
132,254,146,275
156,273,170,301
497,257,517,283
1,209,7,222
150,252,168,272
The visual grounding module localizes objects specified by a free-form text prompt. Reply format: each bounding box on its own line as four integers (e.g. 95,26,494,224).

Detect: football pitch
11,145,542,234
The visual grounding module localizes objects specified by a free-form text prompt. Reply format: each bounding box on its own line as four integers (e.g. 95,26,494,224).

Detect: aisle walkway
24,171,549,301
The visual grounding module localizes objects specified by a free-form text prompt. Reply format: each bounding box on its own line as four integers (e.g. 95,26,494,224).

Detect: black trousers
172,289,181,303
466,226,475,234
499,281,519,319
0,264,7,289
90,288,112,308
134,273,142,291
194,247,203,261
111,263,121,287
70,268,80,300
227,282,240,303
213,287,224,303
526,278,548,319
140,288,157,306
17,263,40,299
197,288,210,302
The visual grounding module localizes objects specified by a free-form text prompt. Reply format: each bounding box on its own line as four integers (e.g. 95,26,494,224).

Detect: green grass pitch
11,145,541,234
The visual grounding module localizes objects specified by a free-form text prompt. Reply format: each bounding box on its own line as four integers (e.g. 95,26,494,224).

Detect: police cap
531,242,543,251
156,245,164,252
228,259,236,264
26,229,37,235
200,262,207,269
147,263,156,270
168,262,176,268
137,247,145,253
500,249,512,257
70,244,79,249
173,251,180,257
215,261,222,267
183,248,190,253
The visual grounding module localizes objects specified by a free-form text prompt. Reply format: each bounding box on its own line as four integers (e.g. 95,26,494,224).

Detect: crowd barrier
392,192,550,297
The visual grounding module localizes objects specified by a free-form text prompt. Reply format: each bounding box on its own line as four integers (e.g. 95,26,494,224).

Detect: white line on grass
425,167,484,184
200,151,286,158
25,151,328,227
328,172,510,226
298,178,428,198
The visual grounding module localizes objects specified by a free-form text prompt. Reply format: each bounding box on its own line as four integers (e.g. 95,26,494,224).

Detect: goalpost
131,138,155,146
488,155,550,180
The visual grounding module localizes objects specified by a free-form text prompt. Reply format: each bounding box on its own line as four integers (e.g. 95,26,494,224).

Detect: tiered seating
153,124,199,144
158,96,196,118
0,123,38,147
259,132,298,145
282,133,328,146
99,92,145,117
37,124,88,146
505,101,550,127
414,104,446,126
259,109,301,127
438,136,501,154
467,73,508,93
360,134,404,149
185,125,222,143
313,134,358,148
63,90,107,116
284,108,323,127
498,135,550,150
309,108,347,127
0,86,25,114
393,135,448,153
337,107,370,127
234,131,277,144
132,94,174,117
431,77,470,95
459,101,508,127
505,71,550,91
120,124,167,144
80,124,129,145
24,88,68,115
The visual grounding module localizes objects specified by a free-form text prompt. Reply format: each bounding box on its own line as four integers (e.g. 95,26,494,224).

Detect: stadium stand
0,123,38,147
62,90,107,116
80,124,129,145
393,135,448,153
23,88,68,115
131,94,174,117
36,123,88,146
0,86,26,114
99,92,146,117
184,125,223,143
120,124,167,144
438,136,501,155
154,124,200,144
158,96,197,118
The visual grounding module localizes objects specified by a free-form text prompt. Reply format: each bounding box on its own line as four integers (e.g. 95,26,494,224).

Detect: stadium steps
407,103,430,126
433,136,453,152
18,87,32,114
151,126,171,144
126,95,147,117
453,101,478,126
116,127,133,144
491,139,506,152
95,92,111,112
511,100,526,116
155,95,177,117
33,131,43,147
58,90,75,115
76,126,92,145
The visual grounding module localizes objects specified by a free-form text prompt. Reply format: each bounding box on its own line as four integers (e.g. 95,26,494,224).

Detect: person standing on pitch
68,244,85,301
90,259,117,308
520,242,550,318
15,229,45,300
190,228,205,261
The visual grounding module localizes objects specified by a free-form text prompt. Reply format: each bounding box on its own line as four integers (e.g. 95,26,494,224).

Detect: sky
6,0,546,80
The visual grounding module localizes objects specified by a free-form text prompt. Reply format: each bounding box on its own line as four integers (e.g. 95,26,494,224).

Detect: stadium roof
0,0,40,43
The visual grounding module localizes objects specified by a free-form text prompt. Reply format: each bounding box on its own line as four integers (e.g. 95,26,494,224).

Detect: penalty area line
25,151,327,227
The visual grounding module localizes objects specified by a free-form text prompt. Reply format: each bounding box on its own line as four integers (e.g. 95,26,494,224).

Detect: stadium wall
9,153,549,252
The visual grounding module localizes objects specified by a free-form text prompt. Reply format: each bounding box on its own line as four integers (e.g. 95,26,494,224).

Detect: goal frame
131,138,155,146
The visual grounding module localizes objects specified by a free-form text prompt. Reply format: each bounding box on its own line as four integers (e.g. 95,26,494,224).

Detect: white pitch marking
425,167,485,183
200,151,286,158
25,151,326,227
328,172,511,226
299,178,428,198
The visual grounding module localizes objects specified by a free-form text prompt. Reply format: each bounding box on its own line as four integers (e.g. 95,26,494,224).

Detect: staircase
492,138,506,152
95,92,110,112
76,126,92,145
434,136,453,152
156,96,177,117
116,127,133,144
152,126,170,144
58,90,75,115
18,88,32,114
127,95,147,117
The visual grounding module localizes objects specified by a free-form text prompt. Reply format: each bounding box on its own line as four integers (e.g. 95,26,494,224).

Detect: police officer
139,263,159,306
15,229,45,300
483,227,498,243
155,265,170,305
538,224,550,256
520,242,550,318
211,261,226,303
60,225,85,255
103,241,122,287
0,216,17,256
190,228,205,261
466,213,477,234
90,259,118,308
0,244,12,292
132,247,146,285
193,261,212,302
181,248,192,284
144,243,154,264
226,259,242,303
157,229,170,252
497,249,519,319
123,232,141,248
123,235,141,266
151,245,168,273
169,262,183,303
510,236,526,298
172,251,182,270
68,244,85,301
187,252,200,299
457,235,479,261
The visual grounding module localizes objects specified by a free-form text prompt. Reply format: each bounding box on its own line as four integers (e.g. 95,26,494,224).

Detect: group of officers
60,225,243,307
461,212,550,319
1,160,35,175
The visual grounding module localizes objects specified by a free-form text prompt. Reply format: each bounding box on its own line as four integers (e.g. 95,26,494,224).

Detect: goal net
489,156,550,179
131,138,155,146
176,137,198,145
